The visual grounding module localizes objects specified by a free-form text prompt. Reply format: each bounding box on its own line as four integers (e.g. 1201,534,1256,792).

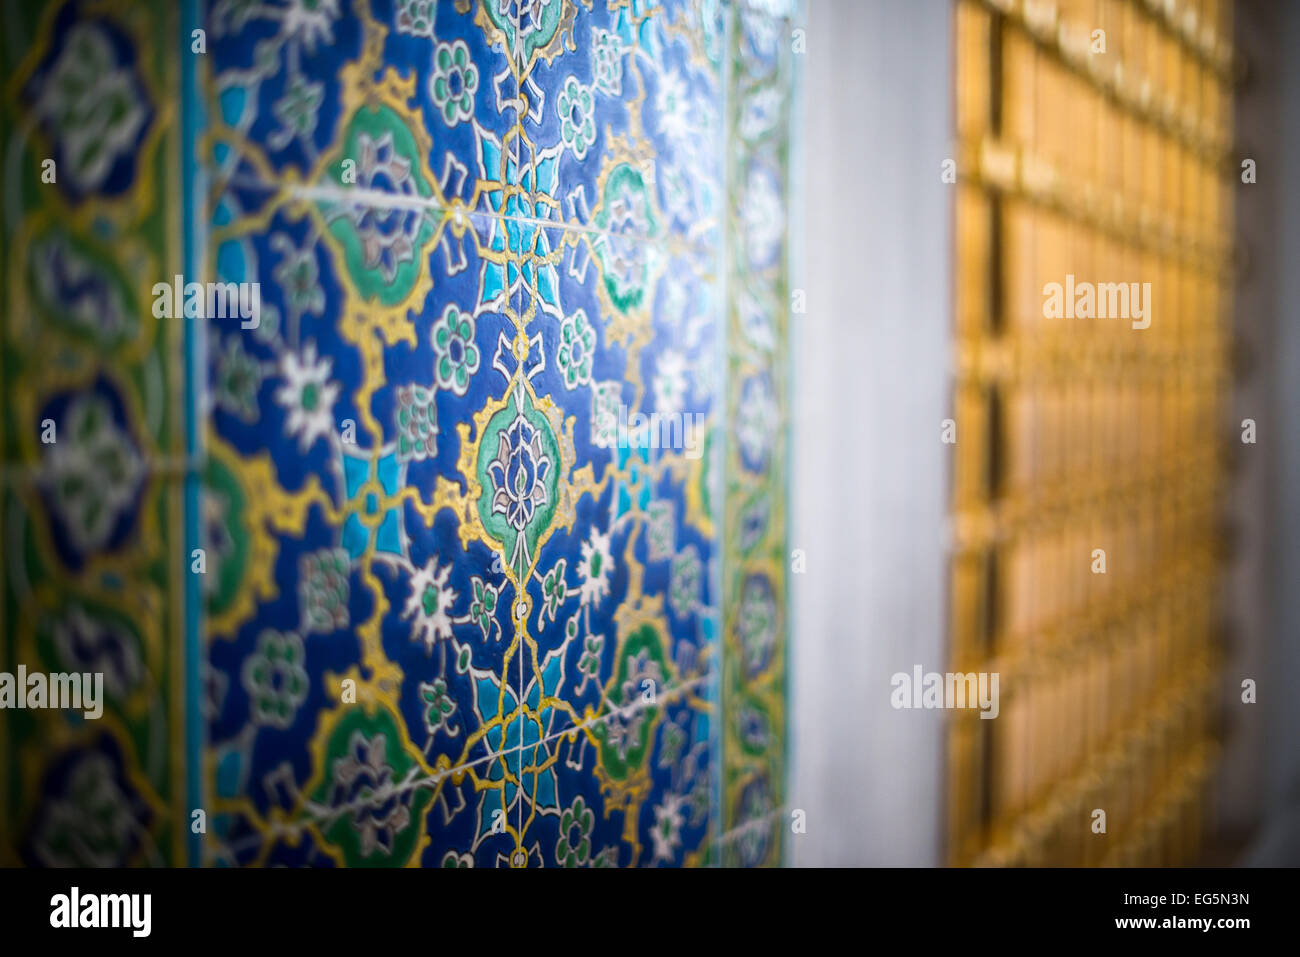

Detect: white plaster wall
789,0,952,866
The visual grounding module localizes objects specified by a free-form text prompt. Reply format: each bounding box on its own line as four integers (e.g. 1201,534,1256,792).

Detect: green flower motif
557,77,596,160
594,625,668,777
541,559,568,623
396,0,436,36
419,678,456,736
394,384,438,463
272,75,324,144
577,633,603,686
242,630,308,729
214,335,263,422
476,387,560,580
271,233,325,317
315,713,429,865
688,777,710,825
659,722,686,769
591,28,623,95
430,40,478,126
556,309,596,390
591,164,660,313
324,108,436,304
669,546,701,620
483,0,564,66
299,548,350,634
738,575,777,677
441,850,472,867
556,796,594,868
432,304,479,395
590,382,622,448
469,576,499,640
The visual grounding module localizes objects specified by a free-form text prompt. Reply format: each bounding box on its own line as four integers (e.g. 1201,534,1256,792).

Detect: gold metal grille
948,0,1233,866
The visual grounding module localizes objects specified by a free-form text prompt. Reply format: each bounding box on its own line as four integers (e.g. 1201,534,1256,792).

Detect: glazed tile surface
1,0,795,867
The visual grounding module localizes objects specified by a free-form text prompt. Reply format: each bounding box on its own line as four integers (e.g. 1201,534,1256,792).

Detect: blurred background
792,0,1299,866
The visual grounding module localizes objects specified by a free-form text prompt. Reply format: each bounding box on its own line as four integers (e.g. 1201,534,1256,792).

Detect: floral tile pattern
1,0,795,868
720,0,793,865
0,0,190,866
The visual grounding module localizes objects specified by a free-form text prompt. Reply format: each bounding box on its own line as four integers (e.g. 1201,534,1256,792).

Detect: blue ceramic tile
516,0,725,248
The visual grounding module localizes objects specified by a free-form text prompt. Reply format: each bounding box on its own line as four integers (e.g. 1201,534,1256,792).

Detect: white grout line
212,672,712,861
0,454,207,486
715,803,791,847
215,172,717,257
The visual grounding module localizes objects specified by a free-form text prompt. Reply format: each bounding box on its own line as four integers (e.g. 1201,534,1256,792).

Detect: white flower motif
33,24,146,193
52,606,143,700
739,290,775,353
651,794,686,863
604,711,640,761
621,648,662,708
403,559,457,653
743,165,784,268
654,70,692,148
577,529,613,608
274,341,340,452
488,413,551,533
736,376,778,471
43,395,144,553
350,132,422,282
738,576,777,675
501,0,549,38
330,731,410,857
657,164,694,225
652,350,688,418
739,85,780,140
32,753,136,867
742,8,782,59
282,0,341,53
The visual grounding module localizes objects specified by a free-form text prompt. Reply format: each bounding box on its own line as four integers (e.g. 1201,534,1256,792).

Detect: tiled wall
0,0,191,866
1,0,795,867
